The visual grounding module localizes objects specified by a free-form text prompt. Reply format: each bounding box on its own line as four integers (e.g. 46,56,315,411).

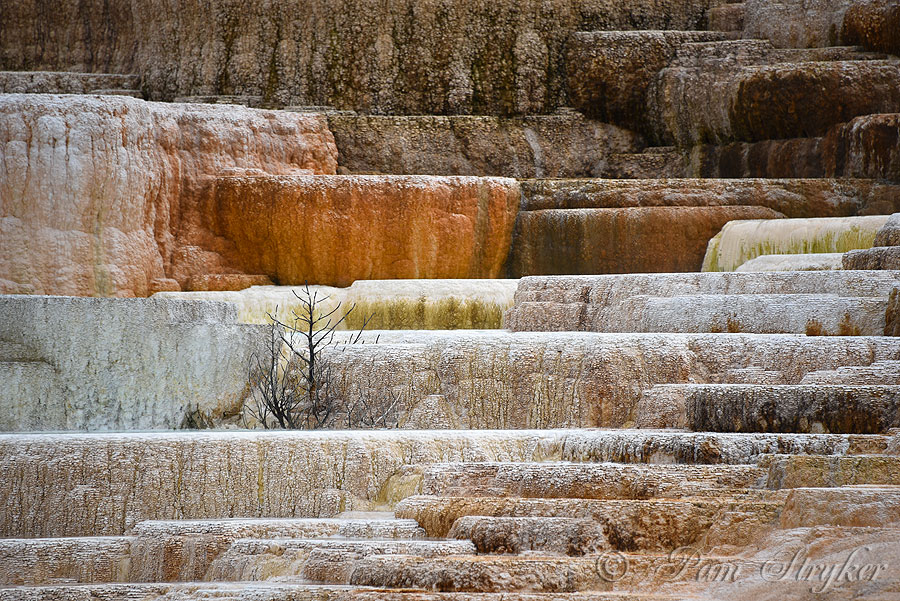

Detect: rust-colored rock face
0,95,337,296
509,205,783,276
213,175,520,286
823,113,900,182
842,0,900,55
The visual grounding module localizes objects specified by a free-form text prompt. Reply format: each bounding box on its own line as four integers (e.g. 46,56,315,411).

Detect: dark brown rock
519,178,900,217
685,385,900,434
843,0,900,55
566,30,726,133
508,205,783,276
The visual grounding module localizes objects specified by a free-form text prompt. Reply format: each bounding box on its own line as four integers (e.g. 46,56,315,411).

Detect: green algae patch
702,215,889,272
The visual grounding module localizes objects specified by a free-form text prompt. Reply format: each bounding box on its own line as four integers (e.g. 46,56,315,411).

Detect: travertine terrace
1,0,900,600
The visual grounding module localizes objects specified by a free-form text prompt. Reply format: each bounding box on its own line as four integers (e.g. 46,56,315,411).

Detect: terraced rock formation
2,0,900,599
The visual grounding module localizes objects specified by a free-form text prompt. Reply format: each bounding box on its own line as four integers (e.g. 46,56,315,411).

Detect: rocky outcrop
743,0,853,48
212,175,519,286
843,213,900,269
566,30,726,133
0,296,263,431
0,94,337,296
702,215,889,272
329,114,641,178
691,113,900,181
649,49,900,145
509,206,783,276
519,178,900,217
0,0,727,115
842,0,900,55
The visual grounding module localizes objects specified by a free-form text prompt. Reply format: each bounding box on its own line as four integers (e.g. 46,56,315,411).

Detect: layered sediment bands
682,385,900,434
2,429,891,539
743,0,853,48
0,0,726,115
213,175,520,287
0,431,557,537
566,30,726,133
0,296,262,432
510,206,782,276
519,178,900,217
155,280,518,328
649,51,900,145
324,332,900,428
504,271,900,331
394,495,777,544
842,0,900,55
734,253,843,271
422,462,765,499
329,114,641,177
701,215,889,272
802,360,900,384
130,517,425,582
0,95,336,296
761,454,900,489
825,114,900,182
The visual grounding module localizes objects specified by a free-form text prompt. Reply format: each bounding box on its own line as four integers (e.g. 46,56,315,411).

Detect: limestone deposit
3,0,900,598
734,253,844,271
702,215,889,272
155,279,518,328
0,95,336,296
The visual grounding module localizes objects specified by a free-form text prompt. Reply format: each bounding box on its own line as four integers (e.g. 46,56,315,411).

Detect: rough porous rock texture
692,113,900,182
519,178,900,217
0,296,262,431
509,205,784,276
639,384,900,433
842,0,900,55
0,0,726,115
743,0,853,48
0,428,827,538
329,114,641,177
842,213,900,269
566,30,726,133
702,215,889,272
504,271,900,331
822,113,900,185
212,175,520,286
319,331,900,429
0,94,337,296
843,246,900,270
649,54,900,145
